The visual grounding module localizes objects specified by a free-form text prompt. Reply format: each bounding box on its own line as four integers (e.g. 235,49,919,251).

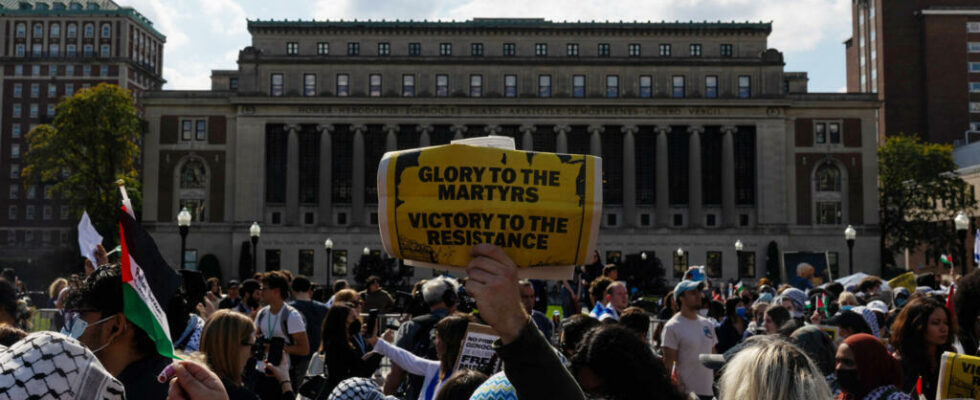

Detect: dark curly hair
65,266,157,357
560,314,600,356
955,269,980,353
571,324,683,400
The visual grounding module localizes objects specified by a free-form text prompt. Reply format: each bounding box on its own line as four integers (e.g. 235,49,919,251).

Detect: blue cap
673,280,704,301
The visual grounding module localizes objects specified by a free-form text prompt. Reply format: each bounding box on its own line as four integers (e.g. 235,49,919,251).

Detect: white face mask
698,309,708,317
61,312,116,353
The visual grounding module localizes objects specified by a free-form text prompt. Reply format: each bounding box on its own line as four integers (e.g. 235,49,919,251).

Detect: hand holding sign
465,244,530,344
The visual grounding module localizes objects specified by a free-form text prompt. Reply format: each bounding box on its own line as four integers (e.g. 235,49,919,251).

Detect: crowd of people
0,241,978,400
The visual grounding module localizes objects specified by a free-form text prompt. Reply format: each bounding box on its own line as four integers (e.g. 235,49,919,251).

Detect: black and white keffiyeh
0,331,125,400
327,377,397,400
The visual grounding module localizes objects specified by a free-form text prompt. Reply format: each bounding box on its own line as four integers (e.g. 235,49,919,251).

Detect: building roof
247,18,772,34
0,0,164,39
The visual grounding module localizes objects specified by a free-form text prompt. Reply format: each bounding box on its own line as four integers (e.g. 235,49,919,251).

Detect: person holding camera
200,309,295,400
321,302,383,394
254,272,309,400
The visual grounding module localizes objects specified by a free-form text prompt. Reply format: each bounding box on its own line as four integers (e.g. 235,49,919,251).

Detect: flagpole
117,179,134,218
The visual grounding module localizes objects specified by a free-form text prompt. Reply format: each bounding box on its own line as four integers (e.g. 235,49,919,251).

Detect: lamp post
324,238,333,290
844,225,856,275
363,246,370,256
641,252,647,261
177,208,191,270
249,222,261,275
956,211,970,275
734,239,743,277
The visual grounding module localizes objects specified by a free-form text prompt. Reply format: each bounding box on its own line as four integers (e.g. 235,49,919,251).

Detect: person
659,290,677,321
207,277,222,298
717,335,834,400
836,333,912,400
254,271,309,399
385,276,459,399
321,303,382,394
890,297,953,400
434,369,488,400
333,288,369,355
790,325,839,395
602,264,618,281
618,306,651,343
219,280,241,310
288,275,328,384
0,324,26,346
0,331,126,400
368,314,472,400
559,314,600,358
199,309,270,400
858,276,883,299
599,281,629,323
762,305,791,335
463,243,585,400
48,277,68,308
745,299,770,337
324,280,349,309
716,297,748,353
954,268,980,356
235,279,262,318
359,275,395,313
827,310,874,340
777,287,807,319
62,266,172,400
661,280,717,400
839,291,860,309
570,323,683,400
328,377,397,400
0,278,18,327
559,266,583,319
167,360,232,400
587,277,614,320
518,279,554,339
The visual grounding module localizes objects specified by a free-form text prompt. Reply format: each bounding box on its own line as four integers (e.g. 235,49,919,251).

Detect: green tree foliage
879,135,976,269
22,83,142,245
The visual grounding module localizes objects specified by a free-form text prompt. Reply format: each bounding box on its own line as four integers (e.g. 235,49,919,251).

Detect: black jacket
493,319,585,400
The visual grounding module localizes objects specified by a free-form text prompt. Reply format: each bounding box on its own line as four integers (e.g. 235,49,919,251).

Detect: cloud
198,0,248,36
115,0,188,51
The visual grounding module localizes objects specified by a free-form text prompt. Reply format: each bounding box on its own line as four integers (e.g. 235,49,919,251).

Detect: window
12,105,20,118
43,185,52,200
504,75,517,97
639,75,652,98
84,23,93,38
690,44,702,57
628,43,640,57
25,206,34,221
65,84,74,96
969,22,980,33
181,120,192,140
9,185,17,199
721,43,733,57
706,251,722,278
264,249,281,271
538,75,551,97
67,44,76,57
408,42,420,56
49,44,59,57
673,250,688,278
101,23,110,37
402,75,415,97
29,104,38,118
738,75,751,98
11,125,20,138
471,43,483,56
436,74,449,97
10,144,19,159
83,44,93,57
33,23,42,37
815,122,826,143
347,42,360,56
15,44,24,57
659,43,671,57
8,206,15,220
297,249,315,276
573,75,586,97
470,75,482,97
971,62,980,73
816,162,841,192
672,75,685,98
828,122,841,143
193,120,205,141
179,158,208,222
32,43,42,57
817,202,842,225
503,43,515,56
304,74,316,96
270,73,283,96
738,251,756,278
970,43,980,53
26,185,35,199
317,42,329,55
535,43,547,56
100,65,108,76
973,103,980,113
15,23,25,37
43,206,52,221
286,42,298,55
10,164,19,179
82,65,89,76
67,23,76,38
597,43,610,57
13,84,22,98
972,122,980,132
440,43,452,56
705,76,718,98
378,42,390,56
61,206,69,220
30,84,39,98
46,104,55,117
369,74,382,97
606,75,619,98
336,74,349,96
331,249,348,275
229,79,237,91
567,43,579,56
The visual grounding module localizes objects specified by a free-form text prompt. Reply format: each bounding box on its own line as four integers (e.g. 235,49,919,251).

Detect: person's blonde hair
334,288,360,305
838,291,859,307
200,309,254,385
718,336,833,400
48,278,67,300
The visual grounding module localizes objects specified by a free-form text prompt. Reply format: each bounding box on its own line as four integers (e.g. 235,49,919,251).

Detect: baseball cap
227,279,240,289
673,280,704,301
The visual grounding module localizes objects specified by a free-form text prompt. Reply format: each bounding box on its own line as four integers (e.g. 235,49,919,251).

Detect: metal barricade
30,308,60,333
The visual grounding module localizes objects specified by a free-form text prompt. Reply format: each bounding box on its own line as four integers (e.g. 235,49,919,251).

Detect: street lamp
844,225,856,275
177,207,191,270
324,238,334,290
734,239,743,277
249,222,261,275
956,211,970,274
363,246,370,256
641,252,647,261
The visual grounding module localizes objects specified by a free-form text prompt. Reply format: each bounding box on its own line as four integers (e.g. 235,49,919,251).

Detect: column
484,124,500,136
451,124,466,141
519,124,535,151
622,125,638,228
588,125,604,156
722,126,737,227
417,124,432,147
317,124,333,227
688,125,703,228
384,124,399,152
554,125,569,153
655,125,670,227
351,124,366,226
285,124,300,226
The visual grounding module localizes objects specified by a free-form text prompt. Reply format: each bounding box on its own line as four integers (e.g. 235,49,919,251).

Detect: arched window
815,162,841,192
50,23,60,38
83,23,93,38
813,160,845,225
15,23,25,38
66,23,76,38
178,158,208,222
101,23,110,38
33,23,42,37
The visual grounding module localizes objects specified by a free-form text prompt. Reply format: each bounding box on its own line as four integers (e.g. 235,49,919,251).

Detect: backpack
402,313,442,400
256,304,304,346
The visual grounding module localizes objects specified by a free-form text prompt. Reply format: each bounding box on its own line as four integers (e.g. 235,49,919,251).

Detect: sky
115,0,852,92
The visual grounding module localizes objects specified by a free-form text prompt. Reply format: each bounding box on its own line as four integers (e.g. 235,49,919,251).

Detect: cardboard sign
888,272,917,295
818,325,840,342
378,141,602,279
936,351,980,399
453,323,502,375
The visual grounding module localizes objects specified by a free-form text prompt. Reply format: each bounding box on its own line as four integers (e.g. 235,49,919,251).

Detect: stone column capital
519,124,536,134
284,124,301,133
483,125,501,135
621,125,639,135
450,124,467,133
351,124,367,133
316,124,334,133
721,125,738,134
383,124,400,133
587,125,605,134
687,125,705,134
416,124,434,134
553,124,571,134
654,125,671,134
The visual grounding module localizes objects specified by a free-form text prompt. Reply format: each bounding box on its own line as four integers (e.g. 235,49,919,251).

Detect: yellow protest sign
888,272,917,295
936,351,980,399
378,141,602,278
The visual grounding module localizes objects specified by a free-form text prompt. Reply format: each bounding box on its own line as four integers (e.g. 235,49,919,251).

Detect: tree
879,135,977,271
22,83,142,245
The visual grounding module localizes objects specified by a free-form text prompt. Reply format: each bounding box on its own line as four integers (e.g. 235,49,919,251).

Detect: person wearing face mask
889,297,954,400
321,303,382,394
835,333,912,400
661,280,717,400
715,297,748,353
62,266,173,400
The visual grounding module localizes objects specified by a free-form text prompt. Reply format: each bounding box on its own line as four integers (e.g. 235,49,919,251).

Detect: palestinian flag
940,254,953,266
817,294,828,315
119,204,181,359
735,281,745,295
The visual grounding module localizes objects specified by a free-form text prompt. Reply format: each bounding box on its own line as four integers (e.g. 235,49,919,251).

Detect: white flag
77,211,103,265
973,229,980,266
